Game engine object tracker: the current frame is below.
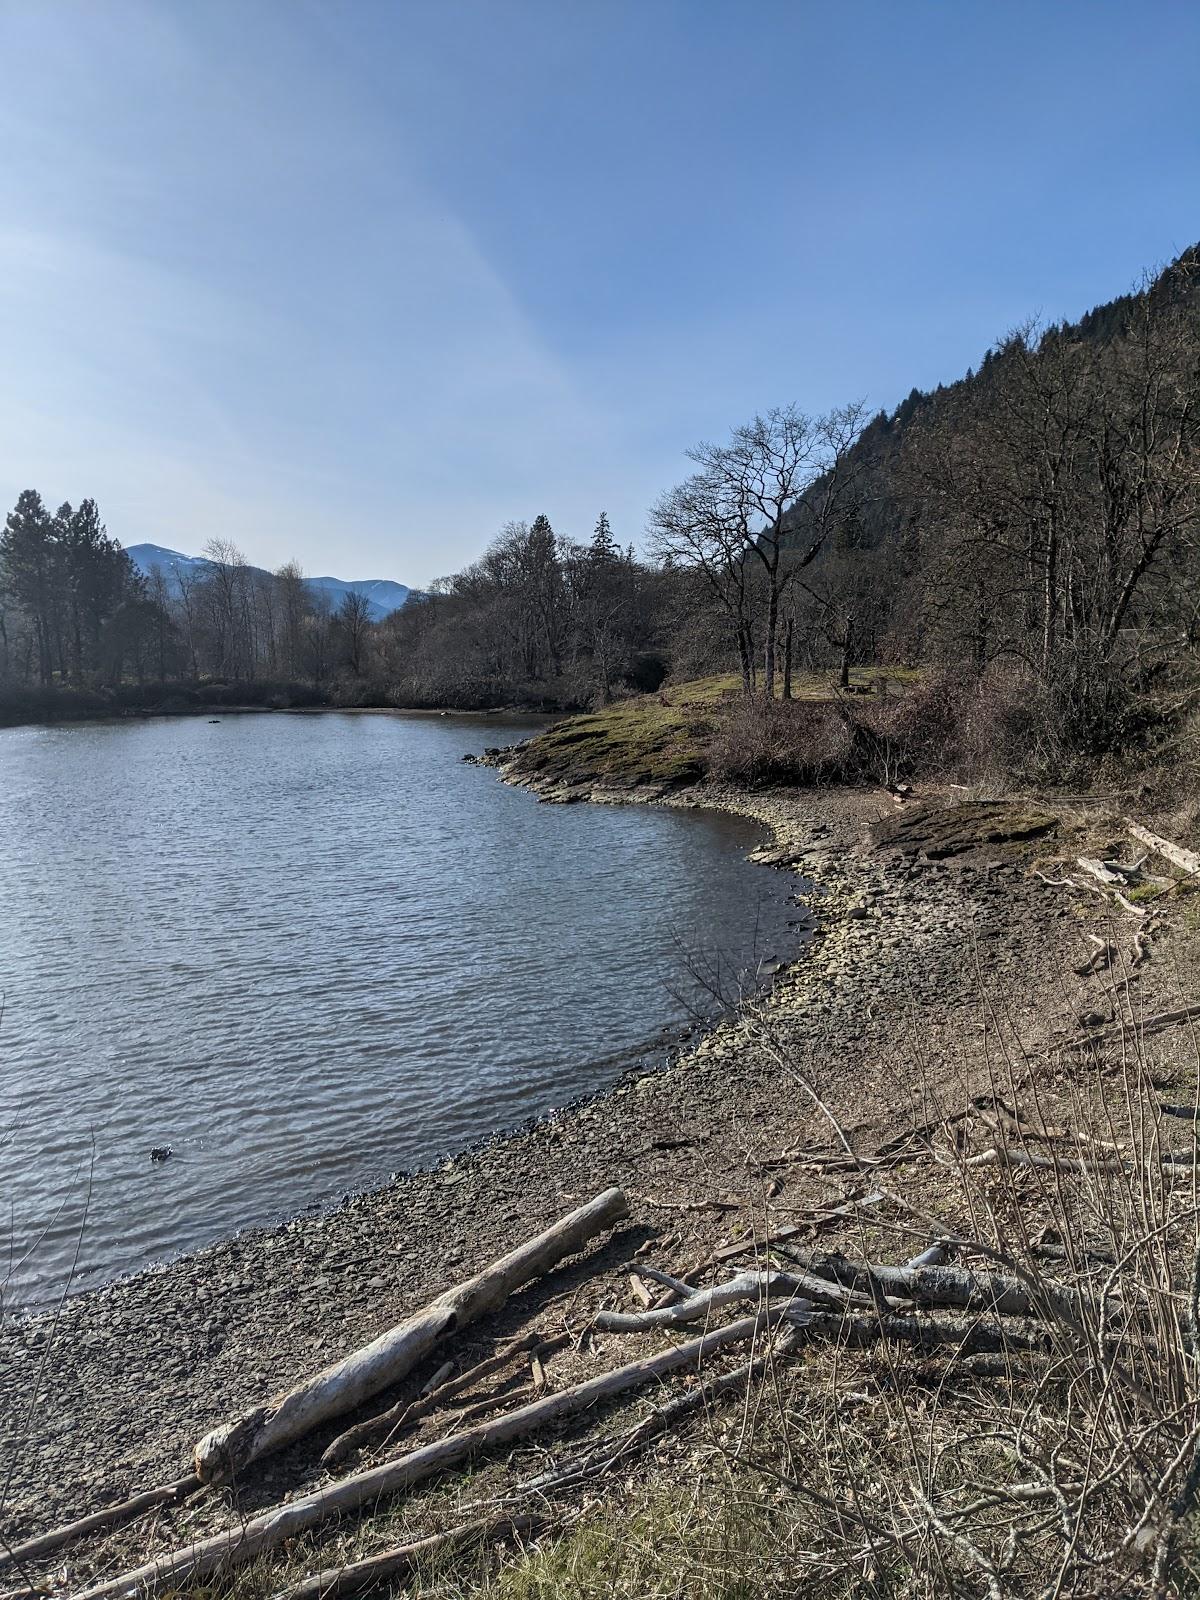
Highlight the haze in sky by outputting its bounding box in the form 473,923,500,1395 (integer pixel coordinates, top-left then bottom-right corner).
1,0,1197,586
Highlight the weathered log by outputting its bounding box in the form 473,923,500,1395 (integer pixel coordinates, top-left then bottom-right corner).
195,1187,628,1483
81,1311,783,1600
1062,1003,1200,1052
276,1513,542,1600
1077,856,1125,887
781,1251,1094,1327
0,1475,199,1573
593,1267,875,1333
320,1331,568,1467
963,1143,1199,1176
1124,820,1200,878
801,1308,1055,1356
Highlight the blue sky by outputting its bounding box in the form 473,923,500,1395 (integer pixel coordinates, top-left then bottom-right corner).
1,1,1197,586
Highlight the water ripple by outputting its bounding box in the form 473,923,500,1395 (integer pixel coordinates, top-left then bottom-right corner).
0,712,792,1303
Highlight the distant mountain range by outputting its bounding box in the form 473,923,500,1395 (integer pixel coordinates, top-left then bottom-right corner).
127,544,413,622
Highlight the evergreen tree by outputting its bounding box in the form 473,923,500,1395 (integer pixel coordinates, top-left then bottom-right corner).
0,490,55,683
590,511,618,562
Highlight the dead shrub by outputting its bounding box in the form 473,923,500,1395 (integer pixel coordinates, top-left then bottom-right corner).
706,666,1108,790
706,698,861,786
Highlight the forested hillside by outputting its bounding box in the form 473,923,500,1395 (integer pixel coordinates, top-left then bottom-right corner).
771,244,1200,740
3,246,1198,773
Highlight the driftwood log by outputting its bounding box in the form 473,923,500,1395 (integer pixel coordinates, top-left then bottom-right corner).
321,1331,569,1467
593,1268,873,1333
801,1308,1057,1356
82,1310,785,1600
277,1513,543,1600
781,1251,1093,1327
0,1475,199,1574
194,1187,628,1483
289,1322,811,1599
1124,820,1200,879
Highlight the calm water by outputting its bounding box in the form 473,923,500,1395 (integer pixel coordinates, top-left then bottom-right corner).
0,712,797,1304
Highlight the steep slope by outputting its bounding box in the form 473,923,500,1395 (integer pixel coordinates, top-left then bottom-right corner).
783,242,1200,561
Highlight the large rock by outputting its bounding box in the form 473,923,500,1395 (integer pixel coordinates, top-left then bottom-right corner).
868,801,1058,860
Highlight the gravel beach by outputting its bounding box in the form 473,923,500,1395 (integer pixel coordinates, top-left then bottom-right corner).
0,775,1170,1590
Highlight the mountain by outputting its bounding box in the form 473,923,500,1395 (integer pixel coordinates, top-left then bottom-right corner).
781,241,1200,560
304,574,413,617
126,544,413,622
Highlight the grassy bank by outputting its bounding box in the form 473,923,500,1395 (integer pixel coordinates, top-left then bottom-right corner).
504,669,921,792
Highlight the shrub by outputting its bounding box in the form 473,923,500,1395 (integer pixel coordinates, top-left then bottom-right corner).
706,698,862,786
706,666,1129,791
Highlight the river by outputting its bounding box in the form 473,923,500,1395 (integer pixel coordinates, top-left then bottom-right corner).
0,710,798,1304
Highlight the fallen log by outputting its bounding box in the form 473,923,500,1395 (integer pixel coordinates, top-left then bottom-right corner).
195,1187,627,1483
780,1251,1094,1327
1077,856,1125,887
321,1331,568,1467
276,1512,543,1600
962,1143,1198,1177
1062,1003,1200,1052
801,1308,1055,1356
1124,820,1200,879
0,1475,199,1573
81,1310,785,1600
593,1268,875,1333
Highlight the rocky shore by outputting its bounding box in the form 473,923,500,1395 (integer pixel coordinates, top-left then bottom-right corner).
0,767,1177,1591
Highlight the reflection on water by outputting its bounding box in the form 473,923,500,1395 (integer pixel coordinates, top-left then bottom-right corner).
0,711,796,1302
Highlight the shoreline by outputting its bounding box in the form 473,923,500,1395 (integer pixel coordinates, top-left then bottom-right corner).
2,781,792,1319
3,768,834,1320
0,698,574,733
0,771,1088,1551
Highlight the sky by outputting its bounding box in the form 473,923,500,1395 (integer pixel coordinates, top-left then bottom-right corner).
0,2,1198,587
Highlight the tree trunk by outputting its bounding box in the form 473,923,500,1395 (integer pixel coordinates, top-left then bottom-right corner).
782,615,794,700
737,623,753,696
194,1188,628,1483
86,1312,779,1600
764,581,778,699
838,615,853,689
1123,820,1200,877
